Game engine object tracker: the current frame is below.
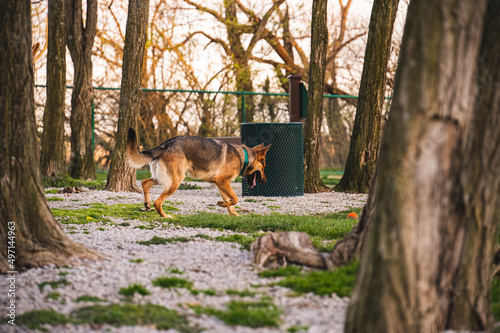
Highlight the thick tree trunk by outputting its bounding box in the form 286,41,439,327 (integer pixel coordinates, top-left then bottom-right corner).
41,0,67,178
303,0,330,193
106,0,149,192
66,0,97,179
335,0,399,193
343,0,499,332
0,0,98,273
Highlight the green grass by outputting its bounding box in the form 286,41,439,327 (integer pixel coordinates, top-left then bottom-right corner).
153,276,193,290
43,176,106,190
73,303,196,332
287,325,309,332
491,277,500,320
215,234,256,250
178,183,203,190
51,203,176,224
138,235,189,245
226,289,257,297
190,288,218,296
47,197,64,202
168,267,184,274
118,284,151,297
44,189,59,194
75,295,107,303
15,309,70,331
274,261,359,297
258,265,303,278
38,279,71,293
129,258,144,263
190,300,281,328
46,292,61,300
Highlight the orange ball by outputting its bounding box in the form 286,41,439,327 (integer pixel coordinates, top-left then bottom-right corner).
348,212,358,219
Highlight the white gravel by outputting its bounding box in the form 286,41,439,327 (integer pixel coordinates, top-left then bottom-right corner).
1,181,366,333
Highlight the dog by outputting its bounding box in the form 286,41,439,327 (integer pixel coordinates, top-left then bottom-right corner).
126,128,271,218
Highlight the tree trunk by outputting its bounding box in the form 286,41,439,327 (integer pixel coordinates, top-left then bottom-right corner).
343,0,499,332
0,0,98,273
41,0,67,178
65,0,97,180
106,0,149,192
303,0,330,193
335,0,399,193
325,92,350,169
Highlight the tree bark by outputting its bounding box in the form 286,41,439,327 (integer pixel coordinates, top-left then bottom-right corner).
65,0,97,180
343,0,499,332
303,0,330,193
106,0,149,192
0,0,98,273
41,0,67,178
335,0,399,193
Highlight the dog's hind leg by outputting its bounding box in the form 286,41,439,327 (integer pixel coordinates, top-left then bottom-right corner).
153,161,184,218
141,178,158,211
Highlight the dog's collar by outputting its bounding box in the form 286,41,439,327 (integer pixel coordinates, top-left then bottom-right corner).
240,148,249,176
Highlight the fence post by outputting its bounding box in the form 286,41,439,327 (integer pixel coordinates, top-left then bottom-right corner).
241,92,246,123
288,74,302,122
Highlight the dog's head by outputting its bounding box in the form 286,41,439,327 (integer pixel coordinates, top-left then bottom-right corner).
244,143,271,188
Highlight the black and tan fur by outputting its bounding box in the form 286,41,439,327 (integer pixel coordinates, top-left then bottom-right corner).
126,128,271,218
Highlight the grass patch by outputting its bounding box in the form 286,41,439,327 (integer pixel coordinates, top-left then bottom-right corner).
258,265,303,278
129,258,144,263
46,292,61,300
138,235,189,245
118,284,151,297
75,295,107,303
215,234,256,251
51,203,171,224
47,197,64,202
72,303,196,332
288,325,309,332
42,175,106,190
178,183,202,190
491,277,500,321
38,279,71,293
190,288,217,296
44,189,59,194
175,210,361,245
226,289,257,297
15,309,70,331
168,267,184,274
275,261,358,297
153,276,193,290
192,234,212,240
190,300,281,328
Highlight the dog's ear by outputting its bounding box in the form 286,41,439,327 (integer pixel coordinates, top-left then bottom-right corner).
254,143,265,149
255,144,271,156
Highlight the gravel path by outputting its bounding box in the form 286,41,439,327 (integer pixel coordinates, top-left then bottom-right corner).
1,182,366,333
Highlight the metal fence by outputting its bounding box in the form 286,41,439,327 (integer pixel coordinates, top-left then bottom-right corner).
34,85,390,169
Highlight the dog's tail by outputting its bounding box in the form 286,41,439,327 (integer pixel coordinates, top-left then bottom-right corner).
126,128,153,169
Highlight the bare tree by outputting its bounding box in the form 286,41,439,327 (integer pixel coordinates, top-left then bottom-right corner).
303,0,330,193
106,0,150,192
341,0,500,331
65,0,98,179
335,0,400,193
41,0,67,177
0,0,97,272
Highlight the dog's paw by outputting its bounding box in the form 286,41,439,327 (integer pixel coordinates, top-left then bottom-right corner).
143,202,151,211
217,200,227,207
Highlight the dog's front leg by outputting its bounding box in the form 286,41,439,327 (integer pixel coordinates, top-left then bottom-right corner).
215,181,239,216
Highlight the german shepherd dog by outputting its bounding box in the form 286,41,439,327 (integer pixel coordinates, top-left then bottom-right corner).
126,128,271,218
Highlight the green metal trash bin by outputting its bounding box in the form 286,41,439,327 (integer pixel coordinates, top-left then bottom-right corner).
241,123,304,196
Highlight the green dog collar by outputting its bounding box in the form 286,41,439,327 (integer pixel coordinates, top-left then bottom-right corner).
240,148,249,176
